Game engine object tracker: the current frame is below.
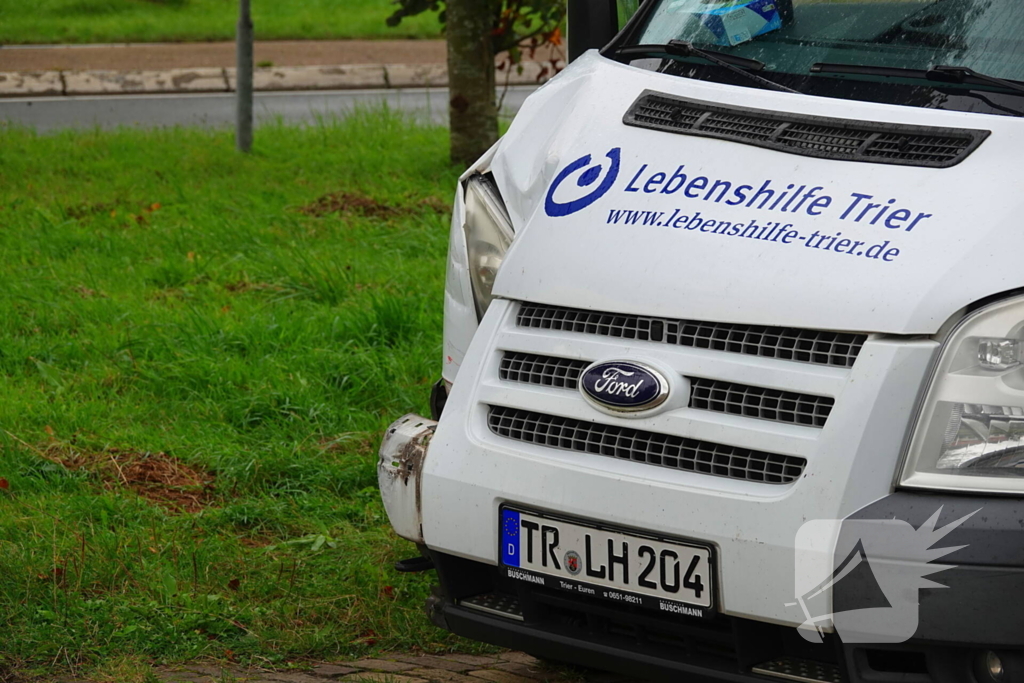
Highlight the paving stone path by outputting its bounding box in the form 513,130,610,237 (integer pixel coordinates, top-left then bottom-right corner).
140,652,635,683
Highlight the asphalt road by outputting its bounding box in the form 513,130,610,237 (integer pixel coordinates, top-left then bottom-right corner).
0,85,537,132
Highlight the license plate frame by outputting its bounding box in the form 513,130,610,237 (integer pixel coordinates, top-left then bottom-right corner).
499,505,716,618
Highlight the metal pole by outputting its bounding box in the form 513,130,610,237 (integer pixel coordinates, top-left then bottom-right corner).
236,0,253,152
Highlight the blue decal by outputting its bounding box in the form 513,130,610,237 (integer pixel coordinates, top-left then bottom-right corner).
501,509,521,567
544,148,621,217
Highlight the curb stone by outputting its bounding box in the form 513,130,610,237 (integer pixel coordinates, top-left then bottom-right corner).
0,61,563,98
0,70,62,96
62,67,229,94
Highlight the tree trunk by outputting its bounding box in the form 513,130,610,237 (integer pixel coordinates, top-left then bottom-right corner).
446,0,498,166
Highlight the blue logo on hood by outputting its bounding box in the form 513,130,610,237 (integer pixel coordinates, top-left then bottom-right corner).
580,360,668,413
544,147,621,217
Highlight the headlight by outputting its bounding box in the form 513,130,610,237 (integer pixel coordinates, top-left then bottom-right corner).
463,174,514,319
901,294,1024,494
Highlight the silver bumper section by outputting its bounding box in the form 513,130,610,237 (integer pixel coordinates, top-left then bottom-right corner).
377,414,437,544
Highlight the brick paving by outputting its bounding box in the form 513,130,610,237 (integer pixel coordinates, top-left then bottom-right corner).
137,652,638,683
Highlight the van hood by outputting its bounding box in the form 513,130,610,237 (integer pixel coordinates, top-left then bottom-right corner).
489,52,1024,335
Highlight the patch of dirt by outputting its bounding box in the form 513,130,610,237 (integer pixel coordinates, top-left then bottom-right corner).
0,662,21,683
297,191,449,219
223,280,285,294
73,285,107,299
41,446,215,513
65,202,116,219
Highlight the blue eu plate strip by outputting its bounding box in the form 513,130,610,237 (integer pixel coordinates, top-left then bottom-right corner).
501,509,520,567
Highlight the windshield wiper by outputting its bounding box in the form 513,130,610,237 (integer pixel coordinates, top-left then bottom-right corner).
811,62,1024,96
611,40,799,94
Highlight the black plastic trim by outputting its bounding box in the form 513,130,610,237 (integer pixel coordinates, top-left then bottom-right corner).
429,378,447,421
445,605,754,683
623,90,990,168
839,491,1024,647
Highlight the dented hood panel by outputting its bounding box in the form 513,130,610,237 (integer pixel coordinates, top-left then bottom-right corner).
489,52,1024,335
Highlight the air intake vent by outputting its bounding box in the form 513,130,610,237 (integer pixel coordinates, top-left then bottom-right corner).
516,303,865,368
624,91,988,168
487,405,805,484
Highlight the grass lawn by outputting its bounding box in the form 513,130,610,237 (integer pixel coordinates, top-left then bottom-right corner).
0,112,473,681
0,0,442,45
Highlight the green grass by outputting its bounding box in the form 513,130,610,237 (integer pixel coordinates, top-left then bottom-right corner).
0,112,474,680
0,0,442,45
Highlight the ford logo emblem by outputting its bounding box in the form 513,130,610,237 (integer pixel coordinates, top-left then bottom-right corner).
580,361,669,414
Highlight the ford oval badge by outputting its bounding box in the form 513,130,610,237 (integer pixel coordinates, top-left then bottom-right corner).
580,361,669,414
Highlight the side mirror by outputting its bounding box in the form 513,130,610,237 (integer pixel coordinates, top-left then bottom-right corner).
567,0,619,63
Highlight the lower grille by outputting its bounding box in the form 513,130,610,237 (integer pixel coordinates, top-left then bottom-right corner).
530,590,738,668
487,405,805,484
753,657,843,683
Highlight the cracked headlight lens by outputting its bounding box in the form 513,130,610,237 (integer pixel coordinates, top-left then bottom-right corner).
902,294,1024,494
463,174,514,320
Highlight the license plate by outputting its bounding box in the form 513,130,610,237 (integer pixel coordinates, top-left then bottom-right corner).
499,507,714,617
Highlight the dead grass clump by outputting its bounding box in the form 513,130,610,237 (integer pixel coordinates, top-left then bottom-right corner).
41,446,215,513
298,191,448,219
223,280,285,294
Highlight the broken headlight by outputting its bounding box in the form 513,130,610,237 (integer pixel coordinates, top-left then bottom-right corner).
463,174,513,320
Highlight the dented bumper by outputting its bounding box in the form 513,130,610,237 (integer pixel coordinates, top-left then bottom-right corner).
377,414,437,544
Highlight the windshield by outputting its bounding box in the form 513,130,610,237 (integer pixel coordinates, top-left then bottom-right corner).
624,0,1024,115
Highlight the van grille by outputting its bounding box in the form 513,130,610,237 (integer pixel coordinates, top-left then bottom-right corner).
499,352,834,427
689,377,833,428
624,91,988,168
516,303,865,368
487,405,806,484
499,352,587,389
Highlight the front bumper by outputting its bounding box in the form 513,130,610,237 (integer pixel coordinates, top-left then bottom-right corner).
378,413,1024,682
423,487,1024,683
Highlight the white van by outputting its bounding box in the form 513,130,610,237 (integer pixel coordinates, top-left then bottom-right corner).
378,1,1024,681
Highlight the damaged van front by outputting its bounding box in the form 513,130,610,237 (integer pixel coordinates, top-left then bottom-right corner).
379,1,1024,681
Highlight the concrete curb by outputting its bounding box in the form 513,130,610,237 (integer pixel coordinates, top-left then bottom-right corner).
0,62,560,98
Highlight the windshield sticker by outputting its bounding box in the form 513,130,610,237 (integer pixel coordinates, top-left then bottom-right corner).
544,147,936,263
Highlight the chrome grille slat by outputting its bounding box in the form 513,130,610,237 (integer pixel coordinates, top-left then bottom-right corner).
499,352,834,427
487,406,805,484
516,303,865,368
